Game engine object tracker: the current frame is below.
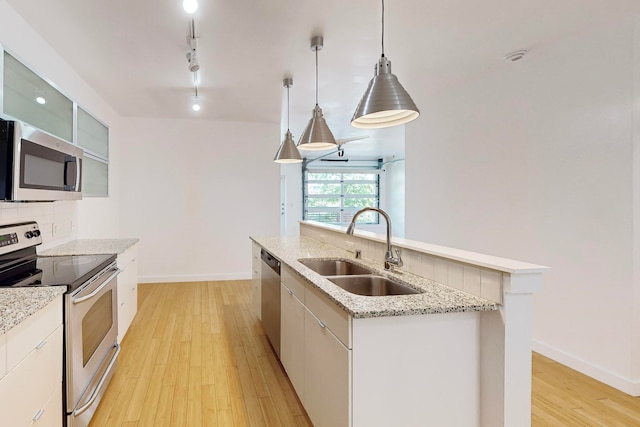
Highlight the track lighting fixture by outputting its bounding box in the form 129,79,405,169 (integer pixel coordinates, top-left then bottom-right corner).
184,17,203,111
187,50,200,72
183,0,198,14
297,35,337,151
192,96,201,111
274,78,302,163
351,0,419,128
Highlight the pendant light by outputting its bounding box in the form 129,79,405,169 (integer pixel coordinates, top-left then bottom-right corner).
274,78,303,163
297,36,337,151
351,0,419,129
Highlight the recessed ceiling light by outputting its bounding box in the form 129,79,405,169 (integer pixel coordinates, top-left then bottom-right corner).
35,96,46,105
504,50,527,62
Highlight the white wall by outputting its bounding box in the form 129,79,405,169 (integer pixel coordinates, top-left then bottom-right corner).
0,0,121,245
382,157,406,238
119,117,280,283
406,16,639,394
281,163,303,236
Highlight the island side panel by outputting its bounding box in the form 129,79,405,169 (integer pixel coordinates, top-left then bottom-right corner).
480,273,540,427
352,311,481,427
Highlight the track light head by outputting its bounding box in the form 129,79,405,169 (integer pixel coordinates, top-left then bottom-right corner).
186,51,200,72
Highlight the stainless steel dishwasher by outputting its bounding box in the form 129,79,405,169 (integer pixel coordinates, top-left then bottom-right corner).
260,248,281,357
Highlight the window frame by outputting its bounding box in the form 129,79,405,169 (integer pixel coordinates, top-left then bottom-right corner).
303,167,381,226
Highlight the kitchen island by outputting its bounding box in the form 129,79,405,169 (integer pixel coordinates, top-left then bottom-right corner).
251,221,549,427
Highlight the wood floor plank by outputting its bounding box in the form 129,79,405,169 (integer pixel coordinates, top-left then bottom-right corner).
91,281,640,427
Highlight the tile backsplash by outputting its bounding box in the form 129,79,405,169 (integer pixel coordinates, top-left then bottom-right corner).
300,222,504,304
0,201,76,250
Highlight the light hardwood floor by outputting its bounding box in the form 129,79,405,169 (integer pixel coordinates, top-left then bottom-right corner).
90,281,640,426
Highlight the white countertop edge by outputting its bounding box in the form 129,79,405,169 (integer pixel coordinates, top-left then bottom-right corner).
300,221,551,275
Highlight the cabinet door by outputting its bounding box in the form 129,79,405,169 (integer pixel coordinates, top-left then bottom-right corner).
0,325,63,427
304,308,351,427
3,52,73,142
280,283,305,402
117,245,138,342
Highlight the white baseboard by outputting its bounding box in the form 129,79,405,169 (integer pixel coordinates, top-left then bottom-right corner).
138,273,251,284
533,339,640,396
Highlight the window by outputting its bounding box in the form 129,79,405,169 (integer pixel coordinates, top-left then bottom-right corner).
304,169,380,225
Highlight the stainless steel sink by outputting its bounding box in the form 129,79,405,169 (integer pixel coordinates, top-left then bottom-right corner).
328,275,423,296
298,259,373,276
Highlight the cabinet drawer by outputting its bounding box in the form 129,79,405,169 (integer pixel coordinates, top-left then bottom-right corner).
282,265,306,303
304,308,350,427
0,325,63,427
6,295,62,371
29,383,62,427
252,242,261,262
117,245,138,270
305,285,351,348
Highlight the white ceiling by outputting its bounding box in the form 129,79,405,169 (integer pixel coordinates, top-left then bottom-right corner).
6,0,640,159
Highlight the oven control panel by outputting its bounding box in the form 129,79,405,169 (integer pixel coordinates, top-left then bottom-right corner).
0,221,42,255
0,232,18,247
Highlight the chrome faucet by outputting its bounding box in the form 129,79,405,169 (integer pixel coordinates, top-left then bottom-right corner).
346,207,403,271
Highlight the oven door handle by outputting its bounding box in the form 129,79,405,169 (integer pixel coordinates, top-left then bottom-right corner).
72,268,120,304
73,343,121,417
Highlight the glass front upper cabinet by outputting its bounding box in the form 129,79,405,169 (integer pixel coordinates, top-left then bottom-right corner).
77,107,109,196
3,52,74,142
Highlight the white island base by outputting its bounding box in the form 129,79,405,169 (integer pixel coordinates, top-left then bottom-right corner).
253,221,548,427
353,311,480,426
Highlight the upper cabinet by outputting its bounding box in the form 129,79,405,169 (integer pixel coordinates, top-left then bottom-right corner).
1,48,110,198
3,52,74,142
77,107,108,158
77,107,109,197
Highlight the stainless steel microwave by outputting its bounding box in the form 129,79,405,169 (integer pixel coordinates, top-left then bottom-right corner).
0,119,83,201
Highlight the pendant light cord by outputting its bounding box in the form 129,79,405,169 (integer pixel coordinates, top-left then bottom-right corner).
287,84,290,130
315,47,319,106
381,0,385,57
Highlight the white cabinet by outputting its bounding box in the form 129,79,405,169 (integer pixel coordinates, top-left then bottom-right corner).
280,281,305,401
251,242,261,319
29,385,62,427
3,52,73,142
117,244,139,342
0,296,63,427
280,264,351,427
77,107,109,197
304,308,351,427
0,333,6,379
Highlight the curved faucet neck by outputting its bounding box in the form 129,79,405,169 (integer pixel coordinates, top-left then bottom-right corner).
348,207,392,253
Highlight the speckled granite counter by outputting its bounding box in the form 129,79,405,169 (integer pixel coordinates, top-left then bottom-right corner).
39,238,139,256
250,235,497,319
0,287,66,335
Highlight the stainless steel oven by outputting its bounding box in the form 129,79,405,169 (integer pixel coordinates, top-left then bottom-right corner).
65,261,120,427
0,221,120,427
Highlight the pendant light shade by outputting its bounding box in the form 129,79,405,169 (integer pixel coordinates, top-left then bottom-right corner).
274,78,302,163
274,130,302,163
297,105,336,151
351,0,419,129
298,36,337,151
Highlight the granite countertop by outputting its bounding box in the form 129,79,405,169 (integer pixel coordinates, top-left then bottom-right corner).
0,287,66,335
39,238,139,256
250,235,498,319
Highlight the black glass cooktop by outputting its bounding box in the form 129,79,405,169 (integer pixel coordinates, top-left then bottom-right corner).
0,250,116,292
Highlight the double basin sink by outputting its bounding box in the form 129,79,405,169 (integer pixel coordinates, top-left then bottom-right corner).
298,259,423,297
